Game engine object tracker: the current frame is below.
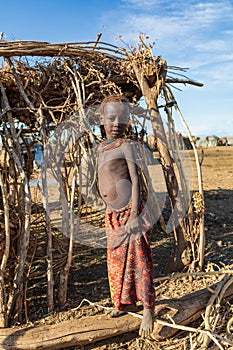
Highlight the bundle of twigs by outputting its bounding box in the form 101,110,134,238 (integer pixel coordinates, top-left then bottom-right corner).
0,56,134,127
0,39,127,59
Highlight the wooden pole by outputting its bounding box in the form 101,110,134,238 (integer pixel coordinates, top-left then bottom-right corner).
131,59,188,271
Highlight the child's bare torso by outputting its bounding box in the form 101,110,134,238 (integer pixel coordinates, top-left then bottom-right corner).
98,144,133,210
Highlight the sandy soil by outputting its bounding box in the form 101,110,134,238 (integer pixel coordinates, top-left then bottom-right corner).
26,145,233,349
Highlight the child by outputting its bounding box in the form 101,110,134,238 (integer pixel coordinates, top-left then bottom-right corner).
97,95,155,338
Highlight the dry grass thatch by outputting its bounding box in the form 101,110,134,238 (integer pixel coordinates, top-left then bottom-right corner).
0,37,202,129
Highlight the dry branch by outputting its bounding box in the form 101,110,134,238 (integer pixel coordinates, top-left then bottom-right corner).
152,275,233,341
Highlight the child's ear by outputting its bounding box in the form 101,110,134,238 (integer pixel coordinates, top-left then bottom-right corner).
99,114,104,125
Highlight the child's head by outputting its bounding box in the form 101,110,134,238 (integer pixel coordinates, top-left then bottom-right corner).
99,95,130,140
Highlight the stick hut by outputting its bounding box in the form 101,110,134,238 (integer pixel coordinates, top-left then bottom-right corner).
0,35,205,327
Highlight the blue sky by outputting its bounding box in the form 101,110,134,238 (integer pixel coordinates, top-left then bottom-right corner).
1,0,233,138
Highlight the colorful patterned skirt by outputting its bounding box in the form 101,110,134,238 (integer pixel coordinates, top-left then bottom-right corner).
105,202,155,310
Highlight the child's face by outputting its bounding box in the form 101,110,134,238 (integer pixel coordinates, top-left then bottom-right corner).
101,102,130,139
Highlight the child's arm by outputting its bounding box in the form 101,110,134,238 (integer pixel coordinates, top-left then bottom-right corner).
123,141,150,244
123,141,140,209
123,142,142,233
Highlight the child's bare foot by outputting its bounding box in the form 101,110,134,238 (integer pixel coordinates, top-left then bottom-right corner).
139,308,154,338
106,302,137,317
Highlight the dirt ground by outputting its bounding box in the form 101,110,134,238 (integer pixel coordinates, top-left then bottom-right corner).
26,145,233,350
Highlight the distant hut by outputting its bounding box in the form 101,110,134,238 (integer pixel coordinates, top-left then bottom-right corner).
197,135,218,147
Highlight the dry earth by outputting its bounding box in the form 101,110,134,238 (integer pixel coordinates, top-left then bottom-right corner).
25,145,233,350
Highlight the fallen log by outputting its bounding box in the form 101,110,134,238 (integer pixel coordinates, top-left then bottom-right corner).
152,277,233,340
0,314,141,350
0,278,232,349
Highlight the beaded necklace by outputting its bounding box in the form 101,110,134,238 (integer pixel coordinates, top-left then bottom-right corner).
100,138,125,151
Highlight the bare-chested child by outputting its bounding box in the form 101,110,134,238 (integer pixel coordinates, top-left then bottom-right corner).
97,95,155,338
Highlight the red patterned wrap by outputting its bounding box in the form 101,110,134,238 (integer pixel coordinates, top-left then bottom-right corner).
105,202,155,311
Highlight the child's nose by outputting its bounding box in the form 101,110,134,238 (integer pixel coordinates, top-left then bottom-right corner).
113,118,120,126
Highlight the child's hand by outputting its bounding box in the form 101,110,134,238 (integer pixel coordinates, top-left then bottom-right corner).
125,213,140,233
125,212,149,245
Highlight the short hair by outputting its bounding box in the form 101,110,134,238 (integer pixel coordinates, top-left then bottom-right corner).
99,94,130,116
